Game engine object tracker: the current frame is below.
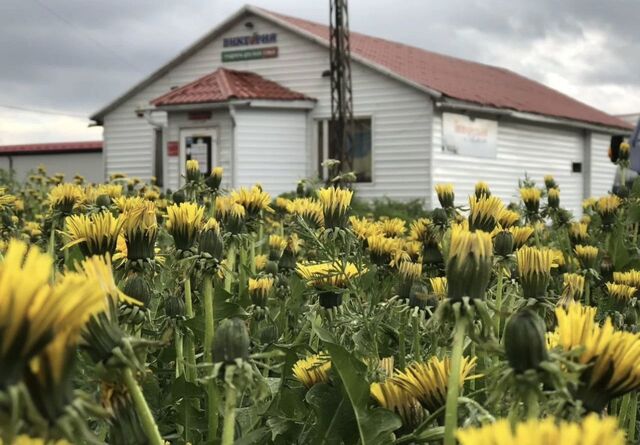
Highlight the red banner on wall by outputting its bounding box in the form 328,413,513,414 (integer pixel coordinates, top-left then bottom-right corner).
167,141,179,157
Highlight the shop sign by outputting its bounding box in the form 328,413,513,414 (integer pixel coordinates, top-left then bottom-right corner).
222,46,278,62
442,112,498,158
167,141,179,157
223,32,277,47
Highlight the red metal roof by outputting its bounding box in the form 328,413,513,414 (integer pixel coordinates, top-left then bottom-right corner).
151,68,313,106
0,141,102,155
262,8,631,130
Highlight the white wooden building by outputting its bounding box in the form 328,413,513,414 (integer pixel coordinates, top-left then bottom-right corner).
90,5,632,214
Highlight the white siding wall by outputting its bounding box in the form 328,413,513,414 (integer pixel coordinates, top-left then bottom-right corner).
165,110,234,192
101,13,433,204
234,109,307,195
432,114,585,216
0,152,103,183
589,133,616,198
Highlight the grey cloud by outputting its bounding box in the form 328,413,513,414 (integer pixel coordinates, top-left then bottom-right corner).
0,0,638,119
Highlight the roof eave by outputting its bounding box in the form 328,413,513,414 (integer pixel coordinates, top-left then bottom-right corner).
154,98,316,112
436,99,633,135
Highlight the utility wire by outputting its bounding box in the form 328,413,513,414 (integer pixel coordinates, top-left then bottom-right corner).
31,0,146,73
0,104,86,118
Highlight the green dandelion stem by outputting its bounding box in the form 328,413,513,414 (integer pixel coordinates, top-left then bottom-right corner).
203,275,219,439
443,314,467,445
224,241,237,293
175,328,184,378
184,276,197,382
494,268,504,334
221,382,239,445
122,368,163,445
412,314,421,361
628,392,638,442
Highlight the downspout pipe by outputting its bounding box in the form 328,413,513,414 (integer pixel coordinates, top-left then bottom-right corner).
228,104,237,188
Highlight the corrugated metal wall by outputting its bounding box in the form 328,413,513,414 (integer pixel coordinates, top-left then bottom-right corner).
589,133,615,198
101,13,433,204
234,109,307,195
431,113,585,216
0,152,103,183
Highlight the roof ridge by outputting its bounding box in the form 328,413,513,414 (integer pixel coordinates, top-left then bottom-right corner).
216,67,235,99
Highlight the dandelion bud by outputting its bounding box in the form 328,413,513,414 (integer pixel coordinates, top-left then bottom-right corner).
606,282,637,303
317,187,353,229
370,381,424,431
96,194,112,208
493,230,514,257
435,183,455,209
468,195,503,232
504,309,548,373
520,187,541,215
186,159,201,182
165,295,185,318
48,183,85,215
268,234,287,261
558,273,585,307
474,181,490,199
205,166,223,191
172,190,186,204
212,318,250,364
509,225,534,249
249,277,274,307
199,218,224,260
544,175,557,190
293,354,331,388
446,226,493,301
122,274,153,307
547,188,560,209
619,142,630,161
517,246,554,299
166,202,205,251
568,222,589,245
575,245,599,270
596,195,622,228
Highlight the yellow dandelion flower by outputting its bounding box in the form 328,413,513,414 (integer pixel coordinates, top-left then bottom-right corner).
293,354,331,388
166,202,205,250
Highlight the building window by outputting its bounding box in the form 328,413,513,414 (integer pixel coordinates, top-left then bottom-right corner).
153,128,163,187
317,118,372,183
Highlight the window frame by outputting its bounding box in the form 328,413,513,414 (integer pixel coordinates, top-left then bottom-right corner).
315,116,375,185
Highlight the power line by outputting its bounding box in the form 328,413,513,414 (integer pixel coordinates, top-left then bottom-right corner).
0,104,86,118
31,0,146,74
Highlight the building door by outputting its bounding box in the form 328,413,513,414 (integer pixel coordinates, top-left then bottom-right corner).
179,128,217,186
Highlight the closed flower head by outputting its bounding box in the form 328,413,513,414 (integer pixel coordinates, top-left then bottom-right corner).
606,282,637,303
559,273,585,306
232,186,272,217
199,217,224,259
248,277,274,307
446,226,493,301
62,211,124,257
166,202,205,251
48,183,85,214
317,187,353,229
205,166,224,190
520,187,541,214
435,183,455,209
186,159,201,182
547,188,560,209
517,246,554,299
474,181,491,198
468,195,504,232
509,225,534,249
574,244,599,270
121,200,158,260
497,209,520,229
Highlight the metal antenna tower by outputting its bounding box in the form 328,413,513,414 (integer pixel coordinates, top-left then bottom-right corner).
329,0,354,176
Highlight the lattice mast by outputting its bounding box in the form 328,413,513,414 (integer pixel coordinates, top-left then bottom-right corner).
329,0,354,174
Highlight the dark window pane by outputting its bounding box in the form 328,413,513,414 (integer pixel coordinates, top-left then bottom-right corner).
327,118,372,182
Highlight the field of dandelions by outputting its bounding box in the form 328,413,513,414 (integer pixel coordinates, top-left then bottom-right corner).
1,149,640,445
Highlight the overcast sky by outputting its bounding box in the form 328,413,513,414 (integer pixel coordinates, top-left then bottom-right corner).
0,0,639,144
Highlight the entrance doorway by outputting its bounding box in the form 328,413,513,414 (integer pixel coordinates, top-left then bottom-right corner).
179,128,217,186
